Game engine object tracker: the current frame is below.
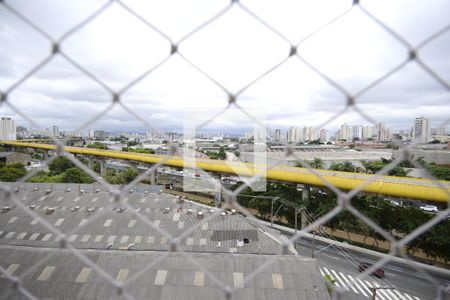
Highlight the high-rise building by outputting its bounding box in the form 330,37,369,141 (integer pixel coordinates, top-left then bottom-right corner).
287,127,298,143
303,126,318,142
319,129,327,142
362,125,373,140
412,117,431,143
0,117,17,140
339,124,352,141
352,125,363,141
375,122,387,142
52,125,59,138
274,129,282,142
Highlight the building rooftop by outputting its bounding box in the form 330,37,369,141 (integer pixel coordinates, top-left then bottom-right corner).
0,183,328,299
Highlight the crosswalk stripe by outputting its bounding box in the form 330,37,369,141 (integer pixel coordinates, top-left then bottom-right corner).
373,282,395,300
365,280,386,300
356,278,372,296
339,272,359,294
319,268,325,276
404,293,414,300
322,267,340,287
347,275,368,297
391,289,405,299
330,270,348,290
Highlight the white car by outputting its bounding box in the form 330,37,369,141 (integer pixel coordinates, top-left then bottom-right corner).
420,205,438,213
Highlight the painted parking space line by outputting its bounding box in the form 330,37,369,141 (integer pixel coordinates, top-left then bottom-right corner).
8,216,18,224
29,233,40,241
16,232,28,240
154,270,167,285
2,264,20,277
54,218,65,227
107,235,117,244
75,267,91,283
37,266,55,281
41,233,53,241
128,220,136,228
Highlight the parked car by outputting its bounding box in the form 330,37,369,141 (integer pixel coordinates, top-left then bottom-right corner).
420,205,438,213
358,262,385,278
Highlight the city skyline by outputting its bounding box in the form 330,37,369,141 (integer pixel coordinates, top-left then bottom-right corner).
1,1,449,134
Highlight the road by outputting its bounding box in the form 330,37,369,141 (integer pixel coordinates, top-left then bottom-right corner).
294,237,450,300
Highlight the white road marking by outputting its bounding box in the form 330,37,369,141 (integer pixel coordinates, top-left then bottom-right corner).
272,273,284,289
107,235,117,243
339,272,359,294
8,217,18,224
233,272,244,288
178,222,184,229
201,222,208,230
331,270,348,290
75,268,91,283
322,267,340,287
5,232,16,239
69,234,78,242
116,269,129,282
41,233,53,241
128,220,136,228
103,219,112,227
54,218,65,227
154,270,167,285
346,274,369,297
29,233,40,241
172,213,180,222
2,264,20,277
16,232,27,240
37,266,55,281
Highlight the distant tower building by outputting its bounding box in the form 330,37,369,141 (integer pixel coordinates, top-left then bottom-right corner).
362,125,373,140
52,125,59,138
413,117,431,143
319,129,327,142
339,124,352,141
274,129,282,142
287,126,301,143
0,117,17,140
352,125,363,141
375,122,387,142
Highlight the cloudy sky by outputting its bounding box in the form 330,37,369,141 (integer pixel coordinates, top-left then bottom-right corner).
0,0,449,134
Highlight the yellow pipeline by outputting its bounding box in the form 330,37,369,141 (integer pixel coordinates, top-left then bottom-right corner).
2,141,449,203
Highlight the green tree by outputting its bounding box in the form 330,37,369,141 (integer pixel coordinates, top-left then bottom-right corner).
87,142,108,150
329,161,355,172
49,156,75,175
60,167,94,183
0,163,27,181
